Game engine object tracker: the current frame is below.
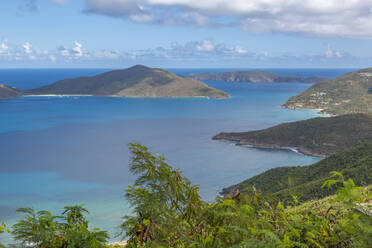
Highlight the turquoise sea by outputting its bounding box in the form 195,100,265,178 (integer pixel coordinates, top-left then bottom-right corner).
0,68,355,244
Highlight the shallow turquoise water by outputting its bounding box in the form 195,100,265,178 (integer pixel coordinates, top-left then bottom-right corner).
0,69,352,244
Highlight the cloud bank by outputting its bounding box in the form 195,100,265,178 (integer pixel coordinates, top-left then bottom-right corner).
0,38,365,68
84,0,372,38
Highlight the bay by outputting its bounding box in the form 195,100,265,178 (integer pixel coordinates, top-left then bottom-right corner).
0,68,353,243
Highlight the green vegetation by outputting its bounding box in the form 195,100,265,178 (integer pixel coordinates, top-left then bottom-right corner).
0,222,9,248
213,113,372,157
3,144,371,247
121,143,203,246
12,205,108,248
120,143,372,247
26,65,229,99
222,142,372,202
283,68,372,115
188,70,327,83
0,84,23,100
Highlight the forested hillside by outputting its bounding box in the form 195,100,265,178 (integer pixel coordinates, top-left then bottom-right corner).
214,113,372,157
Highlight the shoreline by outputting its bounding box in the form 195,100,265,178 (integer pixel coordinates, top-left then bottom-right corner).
281,104,335,117
24,94,94,97
214,137,326,158
22,94,230,99
237,143,326,158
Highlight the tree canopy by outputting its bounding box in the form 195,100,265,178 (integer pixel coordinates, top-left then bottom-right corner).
12,205,108,248
121,143,372,247
3,143,371,247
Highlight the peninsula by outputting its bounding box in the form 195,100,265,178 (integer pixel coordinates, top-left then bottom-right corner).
26,65,229,99
221,142,372,202
188,70,327,83
0,84,23,100
283,68,372,115
213,113,372,157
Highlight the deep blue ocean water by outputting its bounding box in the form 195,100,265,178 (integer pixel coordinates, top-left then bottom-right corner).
0,68,355,244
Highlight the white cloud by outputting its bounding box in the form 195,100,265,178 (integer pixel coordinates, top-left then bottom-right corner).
180,12,210,26
0,38,368,67
325,44,343,58
72,41,83,57
1,43,8,51
23,42,33,54
129,13,154,23
57,42,86,58
195,40,214,52
84,0,372,38
94,50,121,59
124,39,257,60
233,46,248,55
49,55,57,62
58,46,70,56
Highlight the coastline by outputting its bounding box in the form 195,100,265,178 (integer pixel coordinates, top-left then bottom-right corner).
23,94,230,99
213,137,326,158
238,143,326,158
281,104,334,117
24,94,94,97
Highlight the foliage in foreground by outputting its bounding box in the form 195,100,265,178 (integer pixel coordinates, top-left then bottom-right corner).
0,222,9,248
4,143,372,247
12,205,108,248
122,143,372,248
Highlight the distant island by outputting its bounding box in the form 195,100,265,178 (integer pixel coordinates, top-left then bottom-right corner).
221,142,372,202
0,84,23,100
188,70,327,83
25,65,229,99
213,113,372,157
283,68,372,115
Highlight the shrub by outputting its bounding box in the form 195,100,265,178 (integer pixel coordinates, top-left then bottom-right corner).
12,205,108,248
122,143,372,247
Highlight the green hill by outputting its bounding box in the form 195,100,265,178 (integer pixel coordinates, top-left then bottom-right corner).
26,65,229,99
188,70,327,83
0,84,23,100
221,142,372,202
213,113,372,157
283,68,372,115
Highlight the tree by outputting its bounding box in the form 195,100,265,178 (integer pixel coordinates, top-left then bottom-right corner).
12,208,61,248
122,143,372,247
121,143,203,247
12,205,108,248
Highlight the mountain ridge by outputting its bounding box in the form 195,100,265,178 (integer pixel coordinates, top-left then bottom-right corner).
188,70,327,83
0,84,23,100
25,65,230,99
283,67,372,115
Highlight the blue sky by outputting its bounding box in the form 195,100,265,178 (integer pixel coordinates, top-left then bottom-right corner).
1,0,372,68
